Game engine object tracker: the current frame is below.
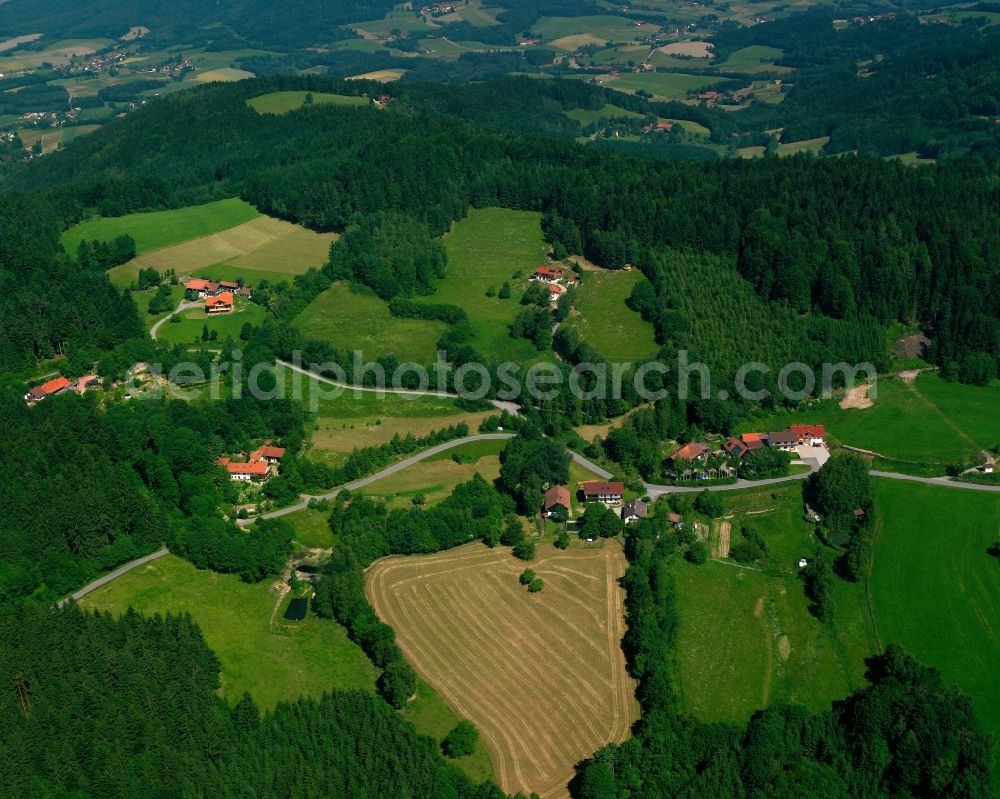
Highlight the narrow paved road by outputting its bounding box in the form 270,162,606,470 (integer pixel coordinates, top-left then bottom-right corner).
870,470,1000,492
240,433,517,525
278,359,521,414
57,548,169,607
149,299,199,341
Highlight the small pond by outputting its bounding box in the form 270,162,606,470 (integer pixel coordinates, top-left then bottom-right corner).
284,597,308,621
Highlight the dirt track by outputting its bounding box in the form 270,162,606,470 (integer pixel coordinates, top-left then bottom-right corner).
365,543,638,799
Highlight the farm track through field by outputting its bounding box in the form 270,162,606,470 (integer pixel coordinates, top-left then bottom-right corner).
365,543,637,798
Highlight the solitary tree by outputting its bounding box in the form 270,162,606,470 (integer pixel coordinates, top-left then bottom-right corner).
442,720,479,758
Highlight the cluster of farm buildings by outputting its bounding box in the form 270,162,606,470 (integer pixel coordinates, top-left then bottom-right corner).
216,444,286,482
23,374,99,404
542,481,683,527
668,424,827,476
530,265,579,304
185,279,252,314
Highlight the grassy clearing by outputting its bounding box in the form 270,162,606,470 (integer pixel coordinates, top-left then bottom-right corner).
401,679,495,782
294,281,448,364
80,554,378,709
676,483,875,723
871,479,1000,795
360,439,506,507
716,45,784,71
17,124,101,154
664,117,711,136
273,366,486,462
534,14,659,43
194,67,255,82
346,68,407,81
283,507,338,549
366,543,638,798
737,373,1000,467
563,269,658,361
422,207,550,363
674,554,872,723
63,198,260,256
607,71,734,100
107,214,336,289
139,284,186,333
564,103,642,125
155,300,266,346
248,90,370,114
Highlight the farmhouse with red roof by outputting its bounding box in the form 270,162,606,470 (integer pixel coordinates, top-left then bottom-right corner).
205,292,235,314
578,480,624,505
24,376,73,403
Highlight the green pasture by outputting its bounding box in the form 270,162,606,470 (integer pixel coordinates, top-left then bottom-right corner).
248,90,370,114
871,479,1000,795
563,269,658,361
79,554,378,709
607,71,734,100
155,300,266,346
62,198,260,255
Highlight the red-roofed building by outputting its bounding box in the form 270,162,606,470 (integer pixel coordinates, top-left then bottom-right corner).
25,375,73,403
543,485,571,516
185,278,220,298
741,432,764,451
218,281,239,290
789,424,827,445
668,442,709,464
250,445,286,464
579,481,624,505
225,460,270,482
206,292,234,314
531,266,564,283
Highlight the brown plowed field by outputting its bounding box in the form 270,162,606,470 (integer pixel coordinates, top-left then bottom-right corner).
365,542,638,798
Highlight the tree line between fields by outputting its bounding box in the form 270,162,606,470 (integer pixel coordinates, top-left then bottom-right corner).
1,436,993,798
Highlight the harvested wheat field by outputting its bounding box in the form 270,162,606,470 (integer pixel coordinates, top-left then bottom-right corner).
366,542,638,799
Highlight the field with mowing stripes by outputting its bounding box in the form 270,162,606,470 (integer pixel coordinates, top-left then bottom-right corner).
62,198,261,256
106,213,337,288
366,542,638,799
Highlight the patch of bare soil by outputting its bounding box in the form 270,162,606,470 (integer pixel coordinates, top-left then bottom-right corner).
840,383,874,409
893,333,930,359
716,521,732,558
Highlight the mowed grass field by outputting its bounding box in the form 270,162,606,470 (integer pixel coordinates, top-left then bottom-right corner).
80,554,378,709
564,269,658,361
716,45,785,71
738,372,1000,468
871,479,1000,795
155,299,265,346
366,542,639,798
62,198,260,256
248,90,370,114
534,14,660,45
108,213,337,289
675,483,876,723
607,72,735,100
360,438,506,508
423,207,551,363
274,366,492,463
295,281,448,364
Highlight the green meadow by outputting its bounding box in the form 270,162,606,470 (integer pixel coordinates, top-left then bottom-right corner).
420,207,551,363
675,483,876,724
871,479,1000,795
716,45,785,71
283,507,338,549
294,281,448,364
737,373,1000,469
79,554,378,709
533,14,659,42
607,72,734,100
564,103,641,125
563,269,658,361
155,300,266,346
62,198,261,255
248,90,370,114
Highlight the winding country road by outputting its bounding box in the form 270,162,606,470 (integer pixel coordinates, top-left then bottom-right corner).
149,299,199,341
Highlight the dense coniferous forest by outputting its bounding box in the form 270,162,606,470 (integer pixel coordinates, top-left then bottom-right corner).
9,75,995,382
0,388,306,600
0,602,509,799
